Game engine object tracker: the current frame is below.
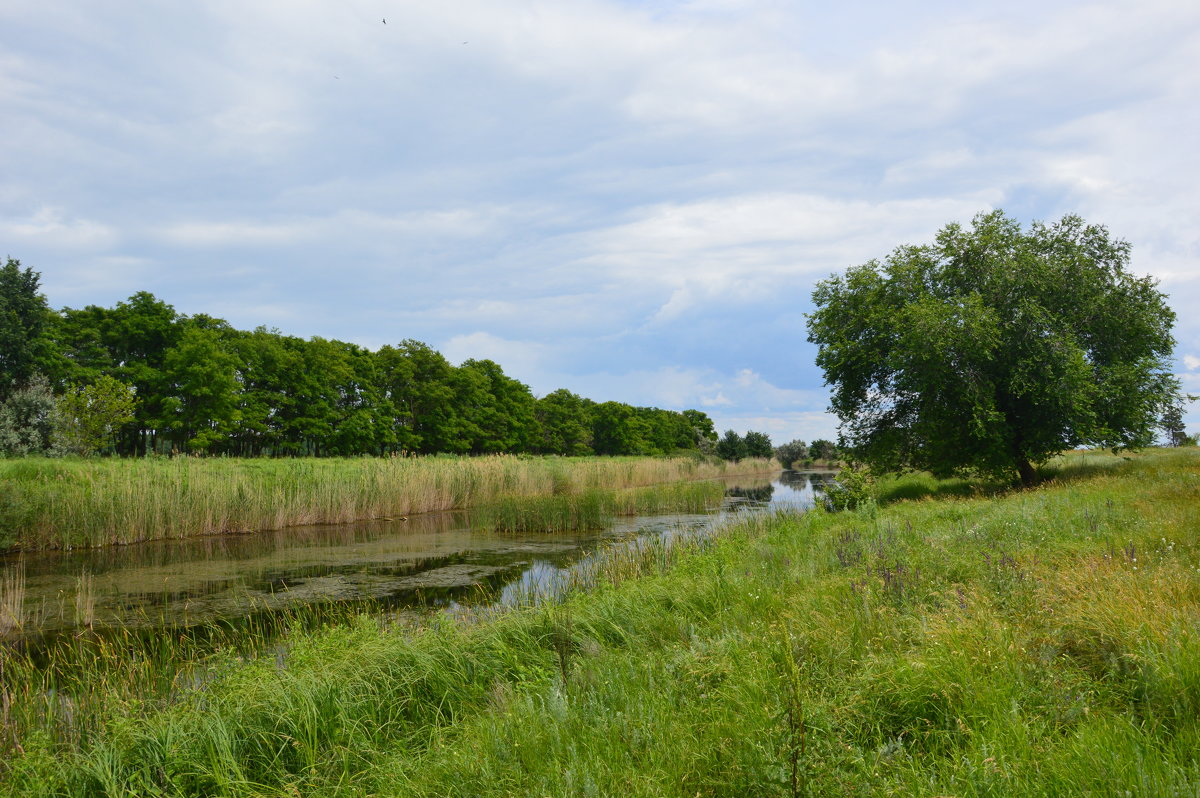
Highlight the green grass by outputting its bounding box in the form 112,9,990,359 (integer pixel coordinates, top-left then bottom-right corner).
470,480,726,534
3,448,1198,796
0,455,777,551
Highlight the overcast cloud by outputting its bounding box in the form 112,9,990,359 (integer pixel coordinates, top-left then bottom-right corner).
3,0,1199,441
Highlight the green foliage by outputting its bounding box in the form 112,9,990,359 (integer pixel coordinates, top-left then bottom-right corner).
682,409,717,443
0,258,51,402
162,326,241,452
0,374,55,456
1161,398,1194,446
28,282,710,459
821,462,876,512
807,211,1179,485
743,430,773,459
773,439,808,468
535,389,593,455
51,375,137,456
458,359,539,454
808,438,837,462
716,429,747,461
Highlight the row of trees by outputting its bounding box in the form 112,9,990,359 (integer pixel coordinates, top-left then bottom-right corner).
0,259,719,458
772,438,839,468
711,429,773,462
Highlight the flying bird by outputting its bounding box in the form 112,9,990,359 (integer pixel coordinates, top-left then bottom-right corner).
382,18,387,24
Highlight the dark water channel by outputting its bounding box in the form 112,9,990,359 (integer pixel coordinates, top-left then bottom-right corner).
2,471,833,639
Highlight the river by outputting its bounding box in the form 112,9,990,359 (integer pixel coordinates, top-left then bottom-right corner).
1,470,833,639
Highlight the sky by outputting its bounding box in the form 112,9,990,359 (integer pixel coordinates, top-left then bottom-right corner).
3,0,1199,444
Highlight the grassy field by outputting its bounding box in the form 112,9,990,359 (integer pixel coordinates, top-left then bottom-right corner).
0,455,775,551
2,448,1198,796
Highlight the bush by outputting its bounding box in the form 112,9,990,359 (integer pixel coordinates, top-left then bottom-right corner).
0,374,55,456
823,462,875,512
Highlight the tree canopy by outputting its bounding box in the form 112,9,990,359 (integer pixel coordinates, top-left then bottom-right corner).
2,262,718,459
773,439,808,468
806,211,1178,485
0,258,51,402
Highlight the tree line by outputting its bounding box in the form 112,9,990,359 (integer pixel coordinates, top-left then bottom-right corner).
0,259,726,458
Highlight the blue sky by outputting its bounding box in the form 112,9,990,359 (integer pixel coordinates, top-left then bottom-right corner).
3,0,1199,443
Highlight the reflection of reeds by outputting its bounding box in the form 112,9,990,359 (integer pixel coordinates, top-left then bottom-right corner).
0,565,24,640
74,572,95,632
0,456,778,551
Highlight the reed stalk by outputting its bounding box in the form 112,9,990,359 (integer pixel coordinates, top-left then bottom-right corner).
73,572,95,632
0,566,24,641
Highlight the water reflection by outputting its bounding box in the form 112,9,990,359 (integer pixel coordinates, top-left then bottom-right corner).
772,469,837,510
723,483,775,503
2,472,830,638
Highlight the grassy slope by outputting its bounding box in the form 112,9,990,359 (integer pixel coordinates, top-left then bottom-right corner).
4,449,1199,796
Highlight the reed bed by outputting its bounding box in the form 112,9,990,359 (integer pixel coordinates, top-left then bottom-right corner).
0,455,776,551
4,449,1196,796
469,481,725,534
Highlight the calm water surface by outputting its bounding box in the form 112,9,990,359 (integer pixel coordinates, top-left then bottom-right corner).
2,471,834,637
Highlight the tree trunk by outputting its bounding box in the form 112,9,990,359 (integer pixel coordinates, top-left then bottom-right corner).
1016,457,1036,487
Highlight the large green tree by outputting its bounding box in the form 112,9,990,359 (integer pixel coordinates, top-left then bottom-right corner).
743,430,773,459
52,375,137,456
162,325,241,452
715,430,747,462
0,258,51,402
807,211,1178,485
535,389,594,455
774,439,808,468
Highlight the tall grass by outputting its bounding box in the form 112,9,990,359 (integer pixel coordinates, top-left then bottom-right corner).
4,448,1196,796
0,455,776,551
470,481,725,534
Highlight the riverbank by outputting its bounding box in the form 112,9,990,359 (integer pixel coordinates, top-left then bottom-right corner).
2,448,1197,795
0,455,776,551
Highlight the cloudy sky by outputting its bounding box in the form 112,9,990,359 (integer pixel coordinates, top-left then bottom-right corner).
3,0,1198,442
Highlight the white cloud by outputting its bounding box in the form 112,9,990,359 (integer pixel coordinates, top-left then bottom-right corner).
0,207,118,250
157,206,513,248
441,331,550,379
1184,355,1200,371
577,192,1000,320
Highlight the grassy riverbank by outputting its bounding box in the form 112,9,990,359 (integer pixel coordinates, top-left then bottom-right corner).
0,455,774,551
3,448,1198,796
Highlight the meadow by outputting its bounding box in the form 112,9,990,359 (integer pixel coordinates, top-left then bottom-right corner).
2,448,1198,796
0,454,774,551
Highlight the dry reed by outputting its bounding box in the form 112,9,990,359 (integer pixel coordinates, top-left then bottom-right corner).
0,565,24,640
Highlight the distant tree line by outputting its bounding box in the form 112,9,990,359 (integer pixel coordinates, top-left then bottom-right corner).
0,259,720,458
772,438,839,468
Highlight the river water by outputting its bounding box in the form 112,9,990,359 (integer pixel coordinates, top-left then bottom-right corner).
2,470,833,638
